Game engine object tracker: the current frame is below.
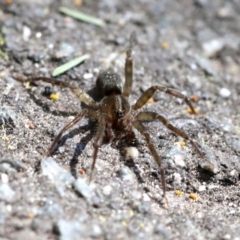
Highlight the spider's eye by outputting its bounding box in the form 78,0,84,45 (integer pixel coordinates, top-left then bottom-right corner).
115,110,123,118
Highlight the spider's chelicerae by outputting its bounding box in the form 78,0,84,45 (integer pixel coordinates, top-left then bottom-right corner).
15,33,212,205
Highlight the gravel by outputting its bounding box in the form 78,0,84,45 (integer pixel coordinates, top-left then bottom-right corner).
0,0,240,239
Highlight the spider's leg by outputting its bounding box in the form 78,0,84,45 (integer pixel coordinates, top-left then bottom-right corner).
123,32,136,97
133,120,168,207
89,115,106,183
132,85,196,113
43,109,92,157
136,111,213,166
14,76,96,108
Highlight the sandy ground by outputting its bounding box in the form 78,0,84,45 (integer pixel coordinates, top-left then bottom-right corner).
0,0,240,239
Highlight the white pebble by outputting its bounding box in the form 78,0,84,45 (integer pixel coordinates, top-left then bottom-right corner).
202,39,224,57
73,178,95,200
36,32,42,38
1,173,9,184
229,170,236,177
0,183,15,202
173,154,186,168
198,185,206,192
173,172,182,184
22,25,31,41
219,88,231,98
83,73,93,79
208,184,219,190
102,185,112,196
143,193,151,201
125,147,139,161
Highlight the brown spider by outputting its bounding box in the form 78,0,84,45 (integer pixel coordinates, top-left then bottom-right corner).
14,33,212,205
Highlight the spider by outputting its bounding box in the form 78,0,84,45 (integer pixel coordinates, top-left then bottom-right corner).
14,32,212,205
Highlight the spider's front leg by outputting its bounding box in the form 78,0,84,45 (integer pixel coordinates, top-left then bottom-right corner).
37,109,97,169
133,120,169,207
14,76,96,108
133,85,196,114
123,32,136,97
89,115,106,183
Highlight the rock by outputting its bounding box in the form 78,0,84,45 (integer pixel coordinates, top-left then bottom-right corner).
202,39,225,57
219,88,231,98
0,183,15,202
199,145,219,174
55,219,85,240
41,157,74,185
125,147,139,161
225,136,240,153
195,55,217,76
117,166,136,183
0,105,16,126
73,178,96,201
165,145,186,168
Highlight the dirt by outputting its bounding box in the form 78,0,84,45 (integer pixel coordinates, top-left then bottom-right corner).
0,0,240,239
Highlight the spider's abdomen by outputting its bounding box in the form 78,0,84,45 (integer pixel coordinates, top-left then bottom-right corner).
96,69,123,98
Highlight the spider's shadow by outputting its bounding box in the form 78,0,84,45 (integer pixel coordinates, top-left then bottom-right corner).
25,89,80,117
50,120,96,178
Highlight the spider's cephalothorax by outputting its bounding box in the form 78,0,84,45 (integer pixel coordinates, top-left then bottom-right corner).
14,32,213,206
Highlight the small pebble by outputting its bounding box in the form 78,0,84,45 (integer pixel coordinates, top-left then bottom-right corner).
83,73,93,79
195,55,216,76
56,219,84,240
226,136,240,152
22,25,31,41
229,170,236,177
125,147,139,161
199,145,219,174
117,166,135,183
198,185,206,192
202,39,224,57
0,183,15,202
143,193,151,201
219,88,231,98
90,224,102,238
0,105,16,125
36,32,42,38
173,172,182,185
1,173,9,183
102,185,112,196
73,178,95,200
217,6,234,19
41,157,74,186
165,145,186,168
208,184,219,190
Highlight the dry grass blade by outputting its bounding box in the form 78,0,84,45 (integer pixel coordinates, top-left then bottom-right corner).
59,7,105,27
52,54,90,77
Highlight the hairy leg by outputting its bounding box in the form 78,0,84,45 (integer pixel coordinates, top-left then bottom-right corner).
43,109,95,157
136,111,213,166
133,85,196,113
89,115,106,183
123,32,136,97
133,120,169,207
14,76,97,108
